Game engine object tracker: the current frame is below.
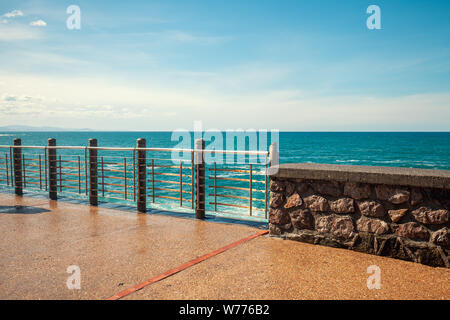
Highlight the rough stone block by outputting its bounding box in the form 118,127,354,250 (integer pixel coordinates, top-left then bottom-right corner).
394,222,429,241
356,216,389,235
304,195,329,212
269,192,284,208
411,207,449,225
430,227,449,247
331,216,355,240
315,215,334,234
269,208,290,225
357,200,386,217
284,193,302,209
290,209,314,230
388,209,408,223
375,185,410,204
269,179,284,193
330,198,355,214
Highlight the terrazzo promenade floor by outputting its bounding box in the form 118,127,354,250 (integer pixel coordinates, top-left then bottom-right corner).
0,192,449,300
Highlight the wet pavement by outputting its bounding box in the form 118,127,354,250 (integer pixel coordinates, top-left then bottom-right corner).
0,192,449,300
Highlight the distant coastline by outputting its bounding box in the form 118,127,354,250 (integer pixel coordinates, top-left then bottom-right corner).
0,125,92,132
0,126,448,133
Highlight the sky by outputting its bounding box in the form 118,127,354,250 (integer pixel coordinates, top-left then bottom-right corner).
0,0,449,131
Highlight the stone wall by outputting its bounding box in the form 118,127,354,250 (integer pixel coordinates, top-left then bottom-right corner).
269,164,450,268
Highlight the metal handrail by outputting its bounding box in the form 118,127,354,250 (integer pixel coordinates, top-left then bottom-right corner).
0,145,269,156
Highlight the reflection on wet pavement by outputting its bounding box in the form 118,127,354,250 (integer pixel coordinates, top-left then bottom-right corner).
0,205,50,214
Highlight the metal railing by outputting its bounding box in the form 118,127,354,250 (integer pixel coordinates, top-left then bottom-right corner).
208,161,268,219
147,153,194,210
0,138,274,222
0,151,13,187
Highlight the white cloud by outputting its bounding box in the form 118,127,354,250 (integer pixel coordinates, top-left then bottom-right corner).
0,19,8,24
165,30,232,44
29,19,46,27
0,73,449,131
3,10,23,18
122,30,232,45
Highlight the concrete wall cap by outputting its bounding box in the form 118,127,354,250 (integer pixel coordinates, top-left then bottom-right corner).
272,163,450,189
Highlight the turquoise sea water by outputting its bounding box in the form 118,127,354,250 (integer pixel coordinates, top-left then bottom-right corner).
0,132,449,221
1,131,449,170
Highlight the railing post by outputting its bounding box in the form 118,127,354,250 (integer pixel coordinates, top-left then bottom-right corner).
89,139,98,206
13,138,23,195
194,138,205,219
136,138,146,213
268,142,279,175
48,138,57,200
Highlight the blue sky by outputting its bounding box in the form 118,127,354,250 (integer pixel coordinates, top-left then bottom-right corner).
0,0,449,131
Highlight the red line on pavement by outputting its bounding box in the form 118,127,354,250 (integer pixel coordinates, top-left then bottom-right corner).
107,229,268,300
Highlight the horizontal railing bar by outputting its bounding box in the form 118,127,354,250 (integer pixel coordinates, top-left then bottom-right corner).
252,207,266,212
51,154,85,158
209,202,251,209
22,185,44,191
59,178,82,183
90,147,135,151
152,172,192,178
56,166,79,170
150,164,193,169
99,195,135,201
58,159,84,164
23,164,44,168
23,174,41,180
208,193,265,202
100,175,134,181
101,168,127,173
147,187,192,194
93,155,134,159
57,185,83,190
208,209,266,219
208,176,265,183
146,157,193,163
208,168,250,173
142,147,268,155
0,146,45,149
100,189,129,195
24,181,42,186
99,182,132,188
23,169,40,174
59,172,86,177
148,179,192,186
208,185,264,193
100,161,132,166
148,194,192,202
23,158,44,162
210,202,264,212
58,190,87,196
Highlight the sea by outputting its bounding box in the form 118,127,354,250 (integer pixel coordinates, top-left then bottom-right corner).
1,131,449,170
